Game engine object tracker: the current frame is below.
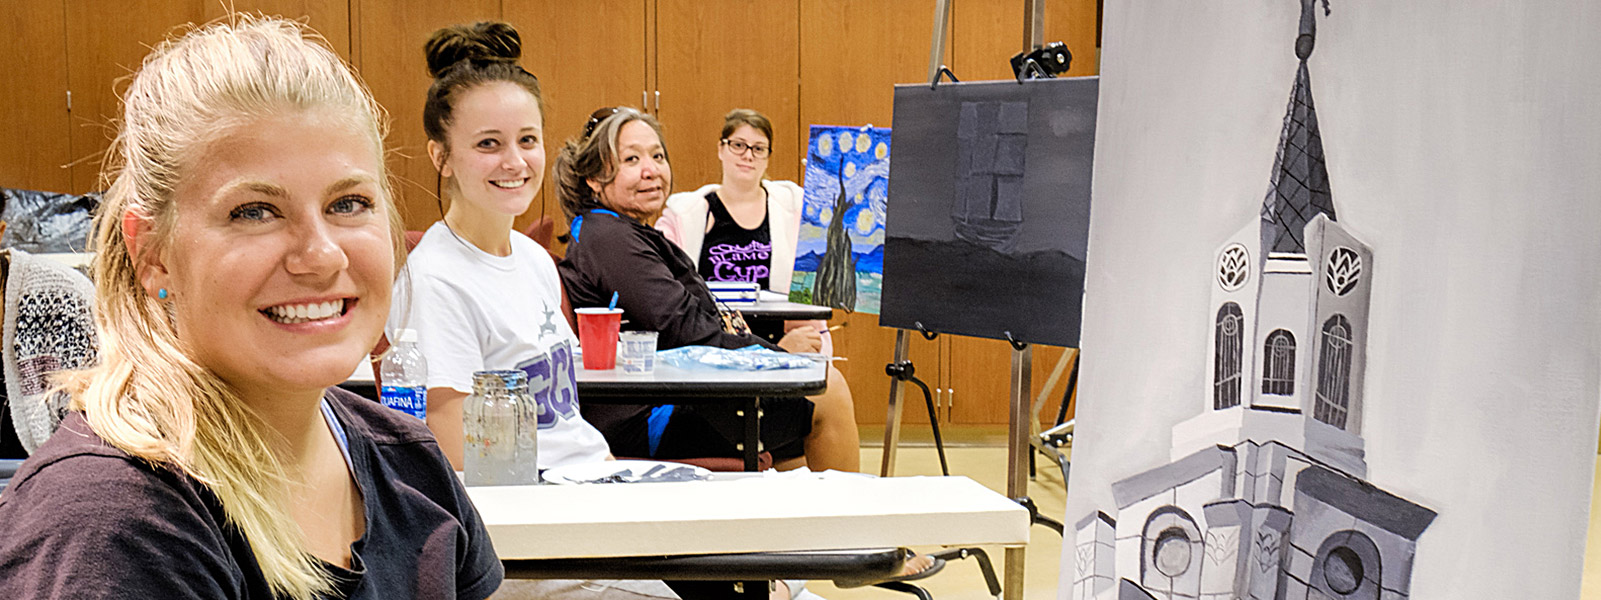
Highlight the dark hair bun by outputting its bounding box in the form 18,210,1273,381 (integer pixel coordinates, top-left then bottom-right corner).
424,21,522,79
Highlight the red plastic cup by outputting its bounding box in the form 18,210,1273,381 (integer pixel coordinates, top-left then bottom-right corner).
575,308,624,370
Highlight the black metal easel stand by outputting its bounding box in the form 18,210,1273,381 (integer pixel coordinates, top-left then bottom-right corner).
879,326,951,477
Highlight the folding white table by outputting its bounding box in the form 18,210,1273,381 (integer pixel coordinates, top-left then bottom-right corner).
468,475,1029,597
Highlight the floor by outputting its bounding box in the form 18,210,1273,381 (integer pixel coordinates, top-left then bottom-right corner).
1585,461,1601,599
809,425,1068,600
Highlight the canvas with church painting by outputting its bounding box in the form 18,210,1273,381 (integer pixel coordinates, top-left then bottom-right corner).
1063,1,1601,599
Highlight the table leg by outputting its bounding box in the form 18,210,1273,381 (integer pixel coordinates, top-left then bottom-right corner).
1004,547,1026,600
744,398,761,472
1004,345,1033,600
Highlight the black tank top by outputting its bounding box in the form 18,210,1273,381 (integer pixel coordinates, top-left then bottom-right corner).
698,190,773,289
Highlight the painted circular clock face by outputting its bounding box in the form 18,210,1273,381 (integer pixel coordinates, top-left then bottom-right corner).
1218,244,1249,291
1325,247,1362,296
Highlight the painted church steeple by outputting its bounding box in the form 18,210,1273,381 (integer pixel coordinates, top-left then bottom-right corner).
1261,0,1336,255
1191,0,1374,476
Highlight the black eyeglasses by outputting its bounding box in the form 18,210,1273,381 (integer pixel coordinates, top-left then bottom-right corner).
721,138,771,159
584,107,621,140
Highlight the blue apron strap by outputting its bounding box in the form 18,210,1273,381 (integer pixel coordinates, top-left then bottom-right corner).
570,209,622,243
646,405,675,457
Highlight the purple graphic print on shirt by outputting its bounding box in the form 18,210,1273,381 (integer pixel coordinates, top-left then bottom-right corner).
705,240,771,283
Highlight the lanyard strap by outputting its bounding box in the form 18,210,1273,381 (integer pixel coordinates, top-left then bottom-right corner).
320,398,354,472
569,208,621,243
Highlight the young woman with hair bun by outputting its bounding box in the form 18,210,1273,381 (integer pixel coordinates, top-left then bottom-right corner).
389,21,612,473
393,21,715,600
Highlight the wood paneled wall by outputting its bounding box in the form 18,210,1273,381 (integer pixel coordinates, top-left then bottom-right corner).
0,0,1096,424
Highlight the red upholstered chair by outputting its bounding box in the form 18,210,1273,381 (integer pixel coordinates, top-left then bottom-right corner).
522,215,555,250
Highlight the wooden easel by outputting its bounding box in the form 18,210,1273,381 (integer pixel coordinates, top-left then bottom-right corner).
876,3,1058,600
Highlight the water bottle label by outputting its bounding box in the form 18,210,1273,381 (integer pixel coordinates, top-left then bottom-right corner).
380,385,428,420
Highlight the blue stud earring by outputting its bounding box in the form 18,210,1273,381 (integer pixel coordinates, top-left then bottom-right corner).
157,288,169,300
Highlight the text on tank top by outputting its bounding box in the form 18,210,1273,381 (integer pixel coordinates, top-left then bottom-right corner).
697,191,773,288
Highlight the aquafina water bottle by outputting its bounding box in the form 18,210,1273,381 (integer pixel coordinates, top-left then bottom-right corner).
379,329,428,420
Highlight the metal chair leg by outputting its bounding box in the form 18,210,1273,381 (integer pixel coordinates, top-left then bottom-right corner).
929,547,1002,598
872,581,933,600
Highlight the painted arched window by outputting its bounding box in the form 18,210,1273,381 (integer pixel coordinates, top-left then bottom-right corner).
1314,315,1353,428
1214,303,1244,409
1262,329,1296,395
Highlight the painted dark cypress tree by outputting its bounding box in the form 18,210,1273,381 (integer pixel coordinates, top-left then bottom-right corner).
812,160,857,310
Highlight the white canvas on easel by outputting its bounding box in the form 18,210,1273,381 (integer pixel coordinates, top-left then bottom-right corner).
1063,1,1601,598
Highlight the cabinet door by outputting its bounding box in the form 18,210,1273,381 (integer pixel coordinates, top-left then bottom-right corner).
205,1,352,60
509,0,648,235
953,0,1099,80
799,0,948,425
655,0,801,189
1,2,72,193
353,0,501,233
829,312,943,425
945,336,1013,424
64,0,207,194
945,338,1077,425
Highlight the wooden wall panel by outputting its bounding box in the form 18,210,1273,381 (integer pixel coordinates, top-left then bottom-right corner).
799,0,948,424
354,0,501,233
205,1,353,61
63,0,206,193
953,0,1099,81
1049,0,1100,77
942,341,1076,426
827,313,943,425
7,0,1098,426
0,2,72,193
508,0,648,235
655,0,801,193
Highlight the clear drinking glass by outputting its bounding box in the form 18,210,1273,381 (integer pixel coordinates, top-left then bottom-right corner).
618,331,659,374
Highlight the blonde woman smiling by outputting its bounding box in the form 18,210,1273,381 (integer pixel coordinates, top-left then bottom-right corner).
0,17,500,600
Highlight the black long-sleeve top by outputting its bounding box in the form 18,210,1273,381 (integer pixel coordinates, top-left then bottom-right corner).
558,210,777,352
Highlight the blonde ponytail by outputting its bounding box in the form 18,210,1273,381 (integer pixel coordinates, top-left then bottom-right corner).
59,16,403,600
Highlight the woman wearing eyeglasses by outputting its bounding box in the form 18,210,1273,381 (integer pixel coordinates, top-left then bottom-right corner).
656,110,834,357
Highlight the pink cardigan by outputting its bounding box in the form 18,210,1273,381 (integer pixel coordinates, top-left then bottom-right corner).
656,181,833,355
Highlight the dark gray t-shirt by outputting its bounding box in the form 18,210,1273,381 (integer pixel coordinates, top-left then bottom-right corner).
0,387,503,599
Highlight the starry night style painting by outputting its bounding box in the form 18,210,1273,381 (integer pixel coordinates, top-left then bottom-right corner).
791,125,891,314
879,77,1098,347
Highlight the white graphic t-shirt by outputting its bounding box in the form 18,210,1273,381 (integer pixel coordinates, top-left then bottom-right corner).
389,223,610,468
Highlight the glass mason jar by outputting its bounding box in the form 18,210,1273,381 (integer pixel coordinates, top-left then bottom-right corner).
463,370,539,486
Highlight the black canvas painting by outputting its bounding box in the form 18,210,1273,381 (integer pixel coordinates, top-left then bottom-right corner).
880,77,1098,347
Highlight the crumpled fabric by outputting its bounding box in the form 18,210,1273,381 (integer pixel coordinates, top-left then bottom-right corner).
1,188,99,254
656,345,817,371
